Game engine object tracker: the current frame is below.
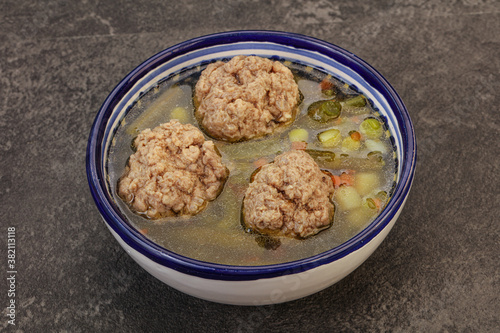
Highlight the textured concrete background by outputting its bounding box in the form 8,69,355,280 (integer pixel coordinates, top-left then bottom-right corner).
1,0,499,332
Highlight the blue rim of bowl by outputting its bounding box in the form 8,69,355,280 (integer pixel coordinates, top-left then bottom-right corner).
86,30,416,281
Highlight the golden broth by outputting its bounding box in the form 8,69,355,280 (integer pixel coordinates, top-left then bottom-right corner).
107,60,397,265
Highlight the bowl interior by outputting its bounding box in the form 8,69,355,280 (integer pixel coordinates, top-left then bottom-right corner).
87,31,415,280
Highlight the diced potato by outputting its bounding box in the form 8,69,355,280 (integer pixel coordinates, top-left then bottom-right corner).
365,139,388,154
289,128,309,142
342,136,361,152
334,186,362,211
355,172,380,196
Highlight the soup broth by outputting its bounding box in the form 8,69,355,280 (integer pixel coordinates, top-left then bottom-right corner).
107,59,397,266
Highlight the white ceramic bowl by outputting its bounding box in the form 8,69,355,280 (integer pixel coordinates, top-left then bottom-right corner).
87,31,416,305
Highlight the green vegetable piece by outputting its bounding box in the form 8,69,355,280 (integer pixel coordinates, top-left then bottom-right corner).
343,95,366,107
289,128,309,142
321,100,341,117
376,191,388,201
305,149,335,163
318,128,342,148
307,99,341,122
365,198,378,210
360,118,383,139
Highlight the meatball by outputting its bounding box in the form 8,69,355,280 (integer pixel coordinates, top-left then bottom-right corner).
194,55,300,142
118,120,228,218
242,150,335,238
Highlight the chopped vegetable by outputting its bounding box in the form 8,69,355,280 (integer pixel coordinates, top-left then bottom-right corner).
349,130,361,141
111,59,398,266
365,139,388,154
376,191,388,202
318,128,342,148
305,149,335,163
319,77,339,97
322,100,342,117
288,128,309,142
335,186,362,211
320,78,336,97
307,99,341,122
342,136,361,151
360,118,383,139
331,172,354,188
363,197,383,210
331,175,341,188
364,198,378,210
340,172,355,186
342,95,366,108
320,77,334,91
355,172,380,196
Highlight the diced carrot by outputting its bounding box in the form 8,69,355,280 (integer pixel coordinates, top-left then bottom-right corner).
350,131,361,141
253,157,269,168
340,172,354,186
320,77,334,91
332,172,356,188
331,175,342,188
291,141,307,150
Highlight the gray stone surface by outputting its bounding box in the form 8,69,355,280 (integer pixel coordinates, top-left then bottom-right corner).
1,0,499,332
